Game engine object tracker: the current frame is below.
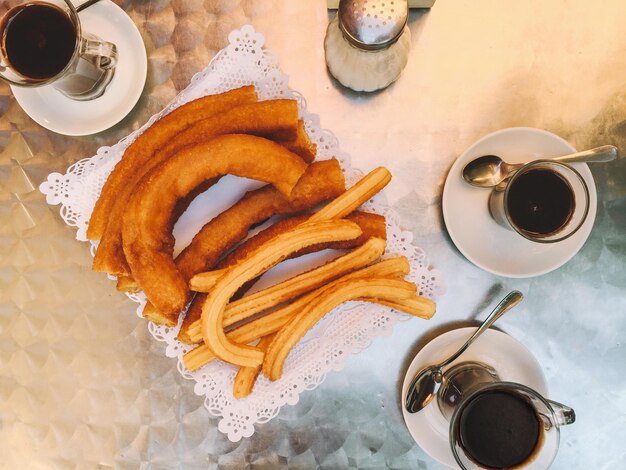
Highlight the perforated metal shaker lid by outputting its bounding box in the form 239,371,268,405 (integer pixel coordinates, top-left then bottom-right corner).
338,0,408,50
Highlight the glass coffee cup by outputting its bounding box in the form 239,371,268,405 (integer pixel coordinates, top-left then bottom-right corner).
0,0,117,100
488,160,590,243
437,362,575,470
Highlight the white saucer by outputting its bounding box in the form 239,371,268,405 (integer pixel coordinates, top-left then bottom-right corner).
442,127,597,278
401,327,548,469
10,0,147,136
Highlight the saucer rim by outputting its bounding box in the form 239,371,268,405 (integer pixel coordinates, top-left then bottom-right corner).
400,327,548,468
441,126,597,278
9,0,147,136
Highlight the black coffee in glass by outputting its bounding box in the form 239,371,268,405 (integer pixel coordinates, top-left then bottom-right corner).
458,390,542,468
1,2,76,80
506,168,574,237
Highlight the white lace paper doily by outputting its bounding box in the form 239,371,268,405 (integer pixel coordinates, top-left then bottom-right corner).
40,25,446,442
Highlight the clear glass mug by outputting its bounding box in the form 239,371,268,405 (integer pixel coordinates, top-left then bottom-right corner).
488,160,590,243
0,0,117,100
438,362,575,470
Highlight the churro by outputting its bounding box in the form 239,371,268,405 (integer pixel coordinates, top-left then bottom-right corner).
119,159,345,294
233,333,276,399
177,210,385,343
200,219,363,367
188,237,386,339
263,278,416,381
88,85,258,241
122,135,308,326
137,159,345,320
183,257,412,370
94,99,302,276
308,167,391,222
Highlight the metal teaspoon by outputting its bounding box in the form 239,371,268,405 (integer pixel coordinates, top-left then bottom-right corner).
404,290,524,414
462,144,618,188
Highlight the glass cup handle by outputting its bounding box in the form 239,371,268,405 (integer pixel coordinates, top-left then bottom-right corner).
82,37,118,70
546,399,576,426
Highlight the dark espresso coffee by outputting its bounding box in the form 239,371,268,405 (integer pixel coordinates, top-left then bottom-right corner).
1,3,76,79
506,168,574,237
459,390,541,469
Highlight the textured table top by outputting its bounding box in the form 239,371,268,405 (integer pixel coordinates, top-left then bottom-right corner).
1,0,625,468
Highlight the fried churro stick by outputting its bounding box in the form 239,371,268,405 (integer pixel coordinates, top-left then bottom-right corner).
188,237,385,338
200,219,363,367
183,257,411,370
220,211,386,270
177,211,387,344
184,291,434,372
361,297,435,319
308,167,391,222
233,333,276,399
88,86,258,241
135,159,345,318
189,270,225,292
263,278,416,381
174,160,343,284
190,230,385,296
94,99,302,276
118,159,346,294
122,135,308,326
177,210,386,343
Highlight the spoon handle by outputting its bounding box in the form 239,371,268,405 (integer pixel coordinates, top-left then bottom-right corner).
75,0,101,12
552,145,618,164
438,291,524,369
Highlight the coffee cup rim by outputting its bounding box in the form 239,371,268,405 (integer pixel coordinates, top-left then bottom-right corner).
449,381,560,470
0,0,81,87
502,159,590,244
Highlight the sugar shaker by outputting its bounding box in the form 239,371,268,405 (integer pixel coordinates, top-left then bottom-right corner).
324,0,411,92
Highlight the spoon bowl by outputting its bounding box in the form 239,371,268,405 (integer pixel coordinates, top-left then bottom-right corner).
462,144,618,188
404,291,524,414
405,366,443,413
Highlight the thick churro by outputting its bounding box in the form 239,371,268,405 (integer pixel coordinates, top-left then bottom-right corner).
88,85,258,241
94,99,302,276
136,159,345,320
119,159,346,294
122,135,308,326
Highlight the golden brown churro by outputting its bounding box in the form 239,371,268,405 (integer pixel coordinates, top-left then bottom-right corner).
233,333,276,399
88,86,258,241
177,210,386,343
183,257,412,370
93,99,302,276
308,167,392,222
200,219,363,367
262,278,417,381
122,135,308,326
185,237,385,345
136,159,346,321
119,159,346,294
